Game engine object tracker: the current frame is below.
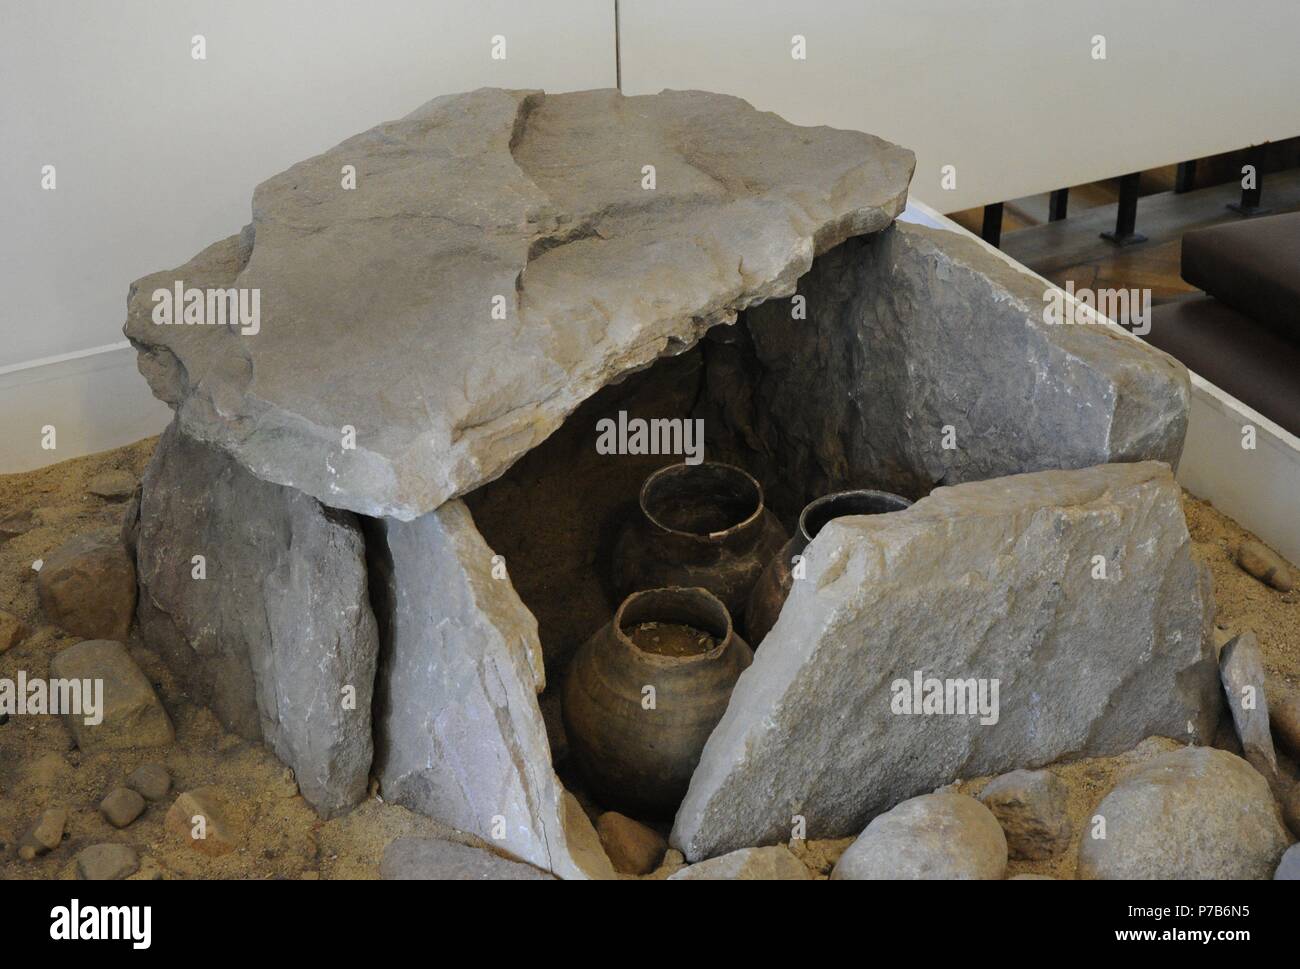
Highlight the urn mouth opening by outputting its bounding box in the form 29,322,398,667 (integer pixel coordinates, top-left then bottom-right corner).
640,462,764,540
615,587,732,661
799,489,913,544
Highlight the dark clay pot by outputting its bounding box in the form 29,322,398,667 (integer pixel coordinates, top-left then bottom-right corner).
611,462,788,622
562,587,752,819
744,488,912,648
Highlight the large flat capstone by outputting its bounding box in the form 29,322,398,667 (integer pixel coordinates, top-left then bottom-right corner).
367,500,614,879
124,87,915,520
134,422,378,818
671,461,1219,861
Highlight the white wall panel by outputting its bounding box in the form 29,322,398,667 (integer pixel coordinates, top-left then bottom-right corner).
0,0,615,370
619,0,1300,212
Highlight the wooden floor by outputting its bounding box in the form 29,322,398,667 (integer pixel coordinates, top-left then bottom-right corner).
948,149,1300,305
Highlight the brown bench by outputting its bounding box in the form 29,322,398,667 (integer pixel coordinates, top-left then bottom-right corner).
1144,212,1300,435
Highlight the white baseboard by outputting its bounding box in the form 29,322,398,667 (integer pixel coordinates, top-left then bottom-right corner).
1178,376,1300,564
0,341,171,475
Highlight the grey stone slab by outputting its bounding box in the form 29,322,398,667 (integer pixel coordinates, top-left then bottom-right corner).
123,88,914,520
702,222,1190,515
134,422,377,818
671,462,1219,861
1219,631,1278,783
367,500,615,880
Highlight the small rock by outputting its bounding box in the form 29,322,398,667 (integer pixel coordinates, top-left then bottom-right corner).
1078,746,1290,880
1237,540,1294,592
380,837,554,880
978,769,1072,860
596,812,667,875
165,787,240,857
36,530,136,641
1219,632,1278,781
0,610,30,653
0,509,35,543
668,845,812,880
125,763,172,801
18,807,68,860
1009,873,1056,880
1269,684,1300,760
76,843,140,880
86,470,138,501
100,787,146,828
1276,844,1300,880
48,640,174,750
831,792,1007,880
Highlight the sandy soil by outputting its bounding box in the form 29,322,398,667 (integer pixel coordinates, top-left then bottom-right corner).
1,439,1296,880
0,439,472,881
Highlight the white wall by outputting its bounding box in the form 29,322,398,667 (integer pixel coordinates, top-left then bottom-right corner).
1,0,614,371
620,0,1300,212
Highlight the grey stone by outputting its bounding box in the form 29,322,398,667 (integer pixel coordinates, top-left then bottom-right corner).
380,837,554,881
1275,843,1300,880
831,792,1007,880
978,769,1072,860
76,843,139,880
48,640,174,751
703,222,1189,516
87,470,138,501
135,422,376,818
1219,631,1278,783
125,763,172,802
668,845,811,880
368,500,614,880
1079,746,1289,880
37,530,136,642
123,88,914,521
672,462,1219,861
99,787,146,828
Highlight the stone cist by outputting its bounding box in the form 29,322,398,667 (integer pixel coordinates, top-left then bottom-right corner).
121,86,1212,878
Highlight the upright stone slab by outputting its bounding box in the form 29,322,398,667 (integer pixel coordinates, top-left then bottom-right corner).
123,87,914,520
134,423,378,818
672,462,1219,861
703,222,1191,513
367,500,614,880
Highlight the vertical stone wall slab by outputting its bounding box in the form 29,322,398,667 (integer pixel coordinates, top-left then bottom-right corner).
672,462,1219,861
368,500,614,879
135,422,378,818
